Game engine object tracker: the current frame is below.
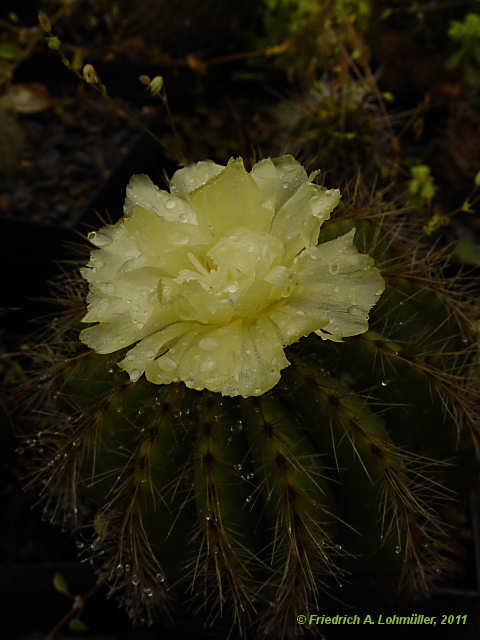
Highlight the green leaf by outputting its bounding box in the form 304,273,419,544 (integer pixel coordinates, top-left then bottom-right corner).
0,42,20,60
422,214,450,236
53,571,70,596
47,36,61,51
474,171,480,187
462,199,474,213
68,618,89,633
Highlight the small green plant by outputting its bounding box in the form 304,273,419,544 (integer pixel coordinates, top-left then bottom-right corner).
408,164,436,205
447,13,480,84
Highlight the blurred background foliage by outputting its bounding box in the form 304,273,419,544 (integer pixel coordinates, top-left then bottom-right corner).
2,0,480,638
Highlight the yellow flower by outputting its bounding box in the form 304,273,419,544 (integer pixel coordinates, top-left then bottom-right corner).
80,156,385,397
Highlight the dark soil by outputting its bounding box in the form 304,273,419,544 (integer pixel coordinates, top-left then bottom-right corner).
0,83,146,229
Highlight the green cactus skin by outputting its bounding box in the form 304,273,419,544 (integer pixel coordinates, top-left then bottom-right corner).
20,192,480,639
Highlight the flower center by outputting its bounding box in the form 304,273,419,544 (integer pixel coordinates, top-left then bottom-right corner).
157,228,294,325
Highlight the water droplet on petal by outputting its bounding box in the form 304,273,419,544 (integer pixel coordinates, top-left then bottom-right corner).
329,263,340,275
88,231,111,247
199,337,219,350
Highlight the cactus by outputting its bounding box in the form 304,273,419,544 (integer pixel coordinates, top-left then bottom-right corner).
20,156,479,639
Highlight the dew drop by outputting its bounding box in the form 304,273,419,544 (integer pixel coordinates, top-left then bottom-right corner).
230,420,243,433
246,472,255,480
155,572,166,583
15,447,24,455
380,380,388,387
233,463,242,472
395,545,401,555
131,574,140,586
88,231,111,247
329,263,340,275
115,564,124,575
199,337,219,350
76,541,85,549
144,587,153,598
124,563,131,573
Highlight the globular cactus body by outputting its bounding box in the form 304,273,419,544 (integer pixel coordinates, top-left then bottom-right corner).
22,158,479,639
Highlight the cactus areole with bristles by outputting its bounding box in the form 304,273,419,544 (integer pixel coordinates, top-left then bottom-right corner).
24,156,479,639
80,156,384,396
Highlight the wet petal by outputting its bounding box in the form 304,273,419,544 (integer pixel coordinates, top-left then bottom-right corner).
169,160,225,199
268,229,385,343
250,154,308,210
146,318,289,397
79,318,150,354
270,183,341,261
124,206,210,275
188,158,274,238
118,322,197,381
125,174,198,224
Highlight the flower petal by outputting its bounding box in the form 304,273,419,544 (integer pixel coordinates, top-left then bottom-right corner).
118,322,197,382
270,182,341,261
124,206,210,275
169,160,225,199
268,229,385,343
125,174,198,224
250,154,308,210
79,318,150,354
146,317,289,397
188,158,274,238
